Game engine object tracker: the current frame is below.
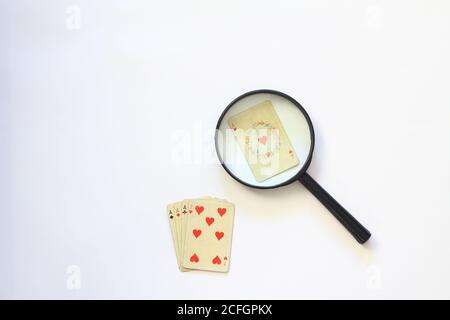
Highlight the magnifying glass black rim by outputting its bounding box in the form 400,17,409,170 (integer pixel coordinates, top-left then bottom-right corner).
215,89,315,189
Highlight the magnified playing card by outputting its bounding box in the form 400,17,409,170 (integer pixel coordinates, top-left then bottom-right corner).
228,100,300,182
167,197,235,273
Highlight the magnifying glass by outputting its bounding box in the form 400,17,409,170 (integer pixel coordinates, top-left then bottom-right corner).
215,89,371,244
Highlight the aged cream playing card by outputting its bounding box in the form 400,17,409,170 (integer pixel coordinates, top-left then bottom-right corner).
228,100,299,182
167,204,181,268
181,199,235,273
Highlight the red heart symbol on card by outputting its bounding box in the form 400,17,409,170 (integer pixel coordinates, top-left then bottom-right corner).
195,206,204,214
190,253,199,263
192,229,202,238
217,208,226,217
188,210,192,213
205,217,214,226
258,136,267,145
212,256,221,265
215,231,224,240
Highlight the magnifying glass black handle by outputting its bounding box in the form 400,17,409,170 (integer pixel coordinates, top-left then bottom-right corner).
299,173,371,244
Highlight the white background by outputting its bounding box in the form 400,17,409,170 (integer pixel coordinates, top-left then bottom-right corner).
1,0,450,299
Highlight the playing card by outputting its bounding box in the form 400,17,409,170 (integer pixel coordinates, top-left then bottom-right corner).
228,100,299,182
179,199,193,271
182,199,235,273
180,197,214,265
170,201,185,268
166,204,178,260
166,204,180,265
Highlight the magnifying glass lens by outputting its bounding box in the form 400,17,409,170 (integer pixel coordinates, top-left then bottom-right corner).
216,92,313,188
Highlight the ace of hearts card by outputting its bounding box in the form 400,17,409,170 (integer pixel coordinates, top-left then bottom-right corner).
228,100,300,182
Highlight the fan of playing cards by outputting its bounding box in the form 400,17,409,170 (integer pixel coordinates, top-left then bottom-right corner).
167,197,235,273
